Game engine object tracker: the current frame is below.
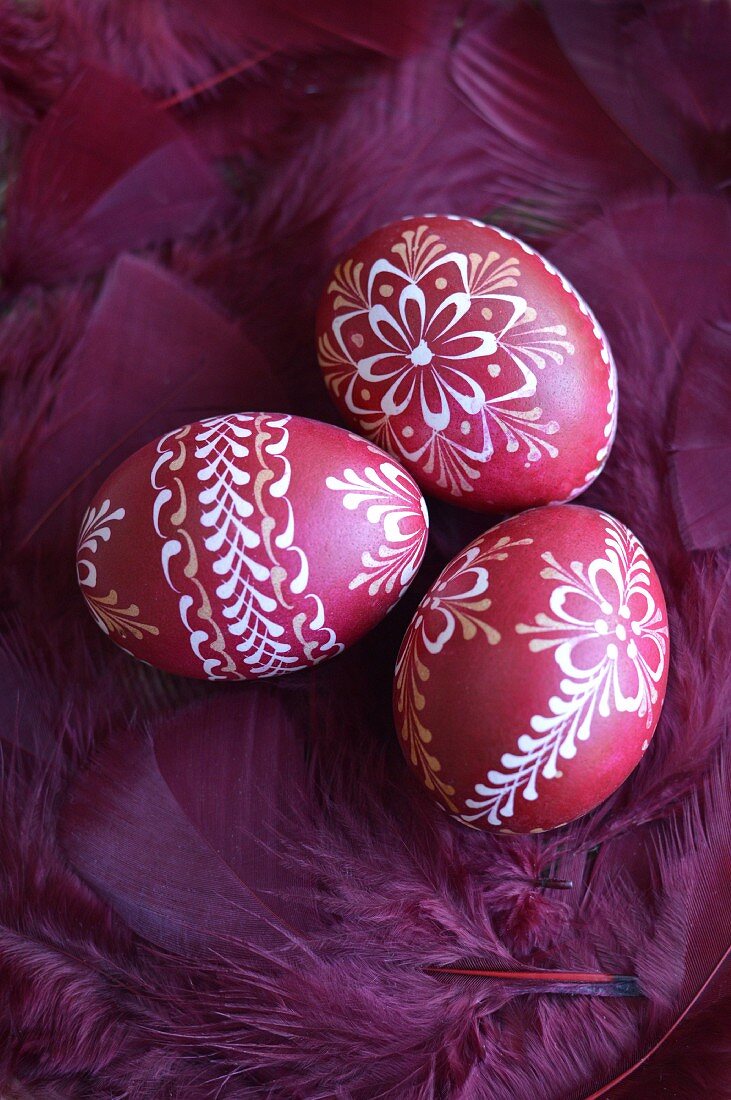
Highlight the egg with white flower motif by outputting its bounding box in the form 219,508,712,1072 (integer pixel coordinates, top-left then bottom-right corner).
77,413,428,679
394,505,669,832
317,215,617,511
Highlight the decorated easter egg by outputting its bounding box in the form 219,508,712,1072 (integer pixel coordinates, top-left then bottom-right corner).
317,215,617,511
77,413,429,679
394,505,669,832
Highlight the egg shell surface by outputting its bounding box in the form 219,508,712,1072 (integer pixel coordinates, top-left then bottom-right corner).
77,412,429,680
317,215,617,511
394,504,669,832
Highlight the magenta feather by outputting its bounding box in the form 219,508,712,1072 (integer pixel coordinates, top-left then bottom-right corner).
449,1,658,233
543,0,731,187
1,65,230,288
669,321,731,550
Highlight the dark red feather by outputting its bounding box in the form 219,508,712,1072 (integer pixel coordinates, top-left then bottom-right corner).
13,254,282,552
543,0,731,187
1,65,231,288
670,321,731,551
173,0,437,61
449,0,658,232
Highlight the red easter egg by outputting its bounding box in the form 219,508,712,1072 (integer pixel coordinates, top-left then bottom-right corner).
77,413,428,679
394,505,669,832
317,215,616,511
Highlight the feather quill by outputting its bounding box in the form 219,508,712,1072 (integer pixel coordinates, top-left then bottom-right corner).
425,958,641,999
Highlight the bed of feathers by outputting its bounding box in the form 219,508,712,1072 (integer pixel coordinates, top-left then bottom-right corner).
0,1,729,1097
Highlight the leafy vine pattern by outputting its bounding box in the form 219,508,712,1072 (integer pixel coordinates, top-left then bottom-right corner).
77,499,159,641
394,534,532,808
325,461,428,599
462,514,668,826
151,414,341,679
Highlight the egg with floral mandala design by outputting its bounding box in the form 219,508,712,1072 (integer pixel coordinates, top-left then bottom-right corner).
393,505,669,832
317,215,617,511
77,413,429,680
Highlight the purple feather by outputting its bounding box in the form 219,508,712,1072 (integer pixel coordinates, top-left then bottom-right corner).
61,693,317,957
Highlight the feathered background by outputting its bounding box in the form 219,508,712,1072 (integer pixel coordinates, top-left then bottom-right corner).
0,1,729,1097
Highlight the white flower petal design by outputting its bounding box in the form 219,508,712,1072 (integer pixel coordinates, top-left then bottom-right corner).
326,461,428,599
461,514,668,827
319,221,611,497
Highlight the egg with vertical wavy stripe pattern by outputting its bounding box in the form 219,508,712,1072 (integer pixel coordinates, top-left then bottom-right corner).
394,505,669,832
77,413,428,679
317,215,617,511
